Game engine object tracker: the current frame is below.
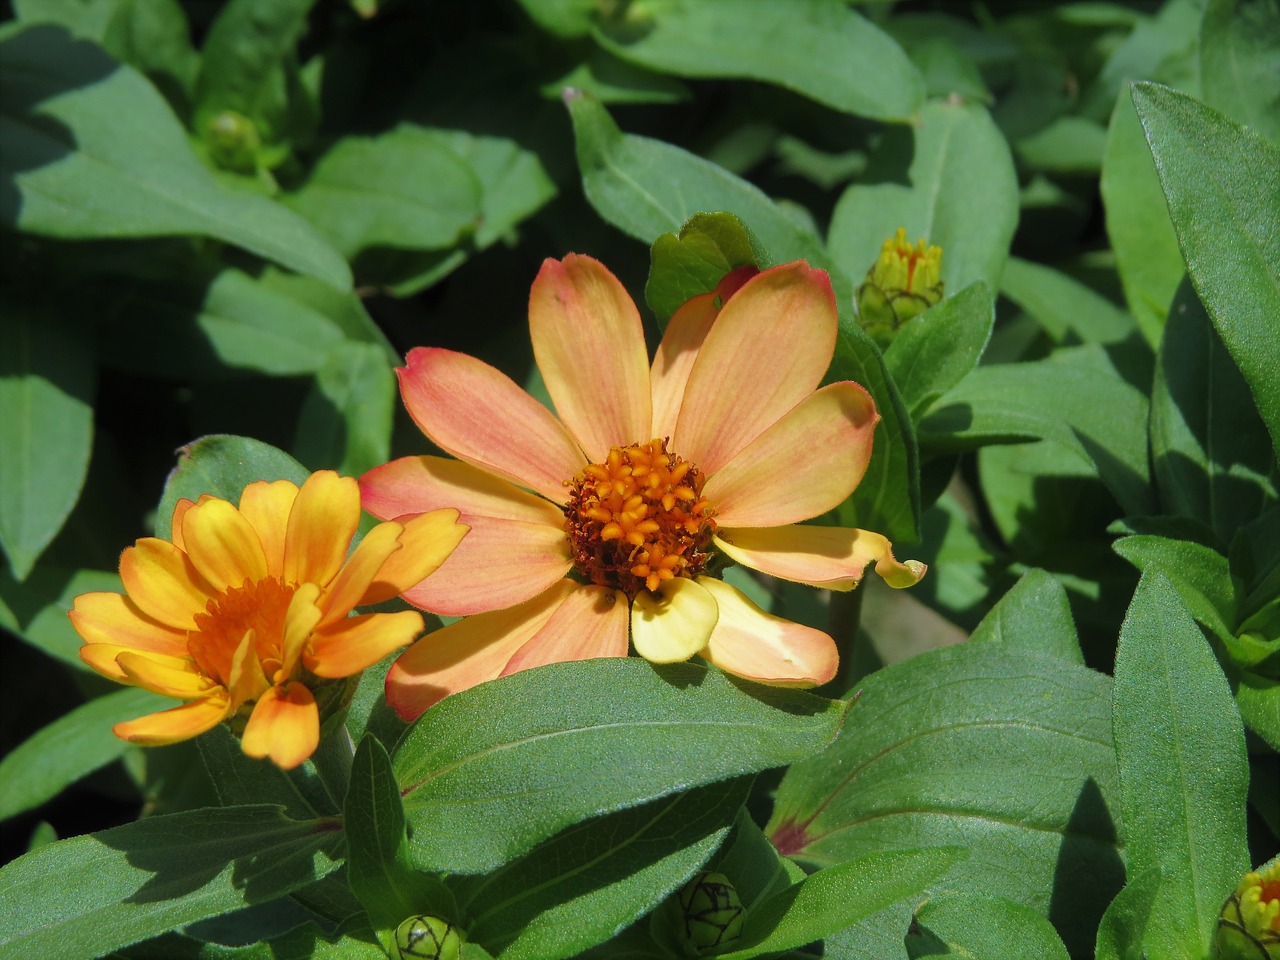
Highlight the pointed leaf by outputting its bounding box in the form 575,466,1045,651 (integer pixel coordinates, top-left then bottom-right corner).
969,568,1083,665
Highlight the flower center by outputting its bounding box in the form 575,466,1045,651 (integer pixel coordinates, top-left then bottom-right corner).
188,578,297,687
563,438,716,598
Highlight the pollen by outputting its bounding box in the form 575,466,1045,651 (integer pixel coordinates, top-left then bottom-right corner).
564,439,716,598
188,578,297,688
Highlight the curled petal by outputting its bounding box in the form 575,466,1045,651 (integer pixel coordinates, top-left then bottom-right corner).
181,496,269,592
81,643,156,684
113,693,231,746
280,583,323,678
317,519,405,625
502,585,629,676
704,381,877,528
713,524,920,591
71,592,188,672
530,254,652,461
282,471,360,588
241,682,319,770
169,498,195,552
119,538,215,631
227,629,270,710
358,510,469,607
398,347,586,503
238,480,300,579
631,577,718,665
386,580,576,720
696,578,837,686
116,651,217,699
307,610,426,678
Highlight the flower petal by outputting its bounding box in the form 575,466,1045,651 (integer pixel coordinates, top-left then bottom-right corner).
715,525,926,590
361,455,562,525
529,254,652,461
280,582,323,678
116,650,217,698
704,382,877,528
71,592,189,663
630,577,718,664
227,629,270,710
385,580,576,719
398,347,586,503
501,585,629,677
307,610,425,678
317,518,404,626
675,262,839,476
651,292,719,439
119,538,216,631
180,496,269,593
113,693,231,746
696,577,837,686
241,681,319,770
238,479,300,579
80,644,150,683
169,498,195,552
358,509,469,607
282,471,360,588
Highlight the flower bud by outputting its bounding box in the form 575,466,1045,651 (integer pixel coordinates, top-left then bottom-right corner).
203,110,262,173
1216,856,1280,959
675,871,745,953
855,227,943,347
394,915,463,960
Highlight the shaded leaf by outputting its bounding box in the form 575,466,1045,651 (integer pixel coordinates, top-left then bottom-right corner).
969,568,1083,665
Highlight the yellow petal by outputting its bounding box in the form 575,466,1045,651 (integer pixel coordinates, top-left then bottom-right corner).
168,498,195,552
116,650,218,698
119,538,215,631
113,693,231,746
70,592,189,659
282,471,360,587
80,643,145,683
238,479,300,579
180,496,269,592
240,682,319,770
280,583,323,677
502,585,629,676
317,519,405,626
357,509,469,608
630,577,718,664
227,629,270,710
307,610,425,678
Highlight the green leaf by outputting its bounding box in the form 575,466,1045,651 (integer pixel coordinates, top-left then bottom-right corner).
154,436,309,540
828,99,1018,295
293,342,395,476
645,212,762,326
0,688,167,821
1111,535,1235,642
1152,277,1278,542
0,24,351,287
1112,571,1250,959
0,806,343,960
0,565,118,670
1095,867,1164,960
592,0,923,122
768,643,1121,958
999,256,1137,346
541,49,691,105
196,725,336,821
0,294,94,580
1132,82,1280,455
393,659,848,875
882,281,993,420
969,568,1083,665
1200,0,1280,143
457,778,748,960
905,893,1070,960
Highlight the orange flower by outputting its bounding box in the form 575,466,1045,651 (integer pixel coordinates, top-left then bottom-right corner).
361,255,925,719
71,471,467,769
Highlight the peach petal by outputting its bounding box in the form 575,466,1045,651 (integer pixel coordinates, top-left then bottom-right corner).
361,455,563,525
113,693,232,746
240,681,319,770
696,577,837,686
70,592,188,659
358,509,469,607
398,347,586,504
282,471,360,588
116,650,216,698
675,263,839,476
529,254,652,461
239,480,300,579
180,497,269,593
307,610,425,678
715,525,927,590
501,585,629,677
651,292,720,439
704,382,877,528
119,538,216,631
385,580,576,719
630,577,718,664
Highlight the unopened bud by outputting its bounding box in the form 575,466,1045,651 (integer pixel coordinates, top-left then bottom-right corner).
675,871,745,953
1216,856,1280,959
203,110,262,173
394,915,463,960
856,227,943,347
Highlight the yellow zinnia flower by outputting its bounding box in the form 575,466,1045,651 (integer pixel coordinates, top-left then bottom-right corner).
1218,856,1280,959
71,470,467,769
361,255,925,719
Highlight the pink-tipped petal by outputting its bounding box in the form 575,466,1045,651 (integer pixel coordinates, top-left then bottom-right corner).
398,347,586,503
306,610,425,678
71,592,189,661
386,580,576,719
501,585,629,676
240,682,319,770
651,292,720,439
675,263,839,476
715,525,901,590
631,577,718,664
119,539,216,631
282,472,360,588
696,578,837,686
238,480,300,579
180,496,269,593
357,509,469,608
704,382,877,528
113,693,232,746
529,254,652,461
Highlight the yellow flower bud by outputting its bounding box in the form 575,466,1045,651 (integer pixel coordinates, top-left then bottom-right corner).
675,871,745,953
856,227,944,347
394,915,463,960
1216,856,1280,960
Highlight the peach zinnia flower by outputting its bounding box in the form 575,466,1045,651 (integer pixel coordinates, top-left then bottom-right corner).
71,470,467,768
361,255,925,719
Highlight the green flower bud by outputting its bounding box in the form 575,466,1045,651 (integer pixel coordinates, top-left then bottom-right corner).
1216,856,1280,959
675,871,745,953
855,227,944,347
394,915,463,960
203,110,262,173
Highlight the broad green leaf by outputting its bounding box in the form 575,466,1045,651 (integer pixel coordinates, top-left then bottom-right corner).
829,99,1018,295
969,568,1083,665
645,212,762,325
1101,91,1184,347
0,295,94,580
195,725,336,821
0,688,166,821
708,811,802,915
101,0,199,111
1112,535,1235,642
769,643,1121,959
293,342,394,477
1112,570,1250,959
12,0,117,38
0,24,350,288
0,565,117,669
0,806,344,960
882,281,993,419
1095,867,1164,960
457,778,748,960
1014,115,1108,174
906,893,1070,960
999,256,1137,346
1151,277,1278,543
154,435,309,540
393,659,848,875
1132,82,1280,455
509,0,596,37
116,922,387,960
1200,0,1280,143
593,0,923,122
541,49,691,105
